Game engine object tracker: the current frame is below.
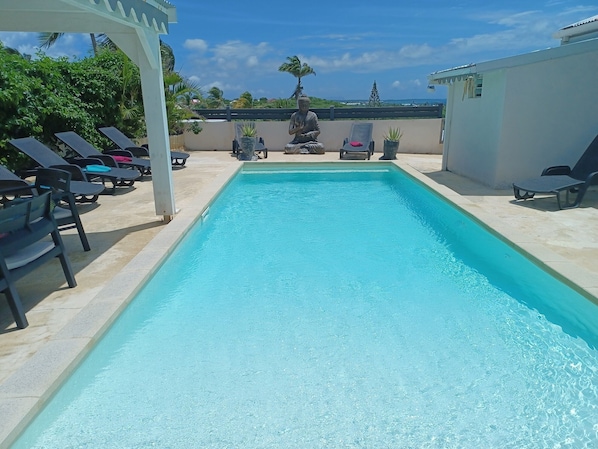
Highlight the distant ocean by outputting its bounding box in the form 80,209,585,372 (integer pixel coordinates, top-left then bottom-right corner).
337,98,446,106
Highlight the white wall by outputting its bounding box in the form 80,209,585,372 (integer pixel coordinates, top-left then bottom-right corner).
184,119,444,155
442,43,598,189
443,71,506,186
495,51,598,187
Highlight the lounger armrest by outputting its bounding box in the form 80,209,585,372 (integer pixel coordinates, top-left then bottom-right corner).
343,138,348,145
584,171,598,185
87,154,118,168
104,149,135,159
48,164,89,182
542,165,571,176
125,146,150,158
68,157,105,168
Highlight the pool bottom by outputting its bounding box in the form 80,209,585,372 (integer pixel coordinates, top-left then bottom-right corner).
7,164,598,449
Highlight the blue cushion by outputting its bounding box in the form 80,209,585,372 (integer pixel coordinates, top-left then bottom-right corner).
84,165,111,173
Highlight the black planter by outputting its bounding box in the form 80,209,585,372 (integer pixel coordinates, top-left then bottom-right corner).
379,140,399,160
238,136,257,161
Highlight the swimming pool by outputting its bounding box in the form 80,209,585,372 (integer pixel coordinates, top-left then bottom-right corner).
10,164,598,448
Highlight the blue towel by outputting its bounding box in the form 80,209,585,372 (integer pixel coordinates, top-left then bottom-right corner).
84,165,111,173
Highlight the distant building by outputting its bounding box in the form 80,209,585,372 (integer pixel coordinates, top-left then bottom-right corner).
428,16,598,188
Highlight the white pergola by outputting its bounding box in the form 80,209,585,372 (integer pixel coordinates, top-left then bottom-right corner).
0,0,178,221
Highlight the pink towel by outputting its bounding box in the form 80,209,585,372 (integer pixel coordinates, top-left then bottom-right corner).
350,141,363,147
113,155,133,162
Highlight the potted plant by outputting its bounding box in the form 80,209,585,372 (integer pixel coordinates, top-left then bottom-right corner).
380,126,403,160
239,123,258,161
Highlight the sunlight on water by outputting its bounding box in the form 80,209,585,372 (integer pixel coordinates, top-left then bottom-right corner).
13,167,598,449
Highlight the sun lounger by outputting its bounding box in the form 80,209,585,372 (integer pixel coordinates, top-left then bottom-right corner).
513,133,598,209
55,131,151,176
5,147,104,204
9,137,140,196
0,165,91,251
98,126,190,167
0,191,77,328
340,122,375,160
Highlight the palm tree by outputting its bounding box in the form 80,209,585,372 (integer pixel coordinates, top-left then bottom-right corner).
39,32,169,66
163,71,203,132
206,87,226,108
278,56,316,100
39,32,100,56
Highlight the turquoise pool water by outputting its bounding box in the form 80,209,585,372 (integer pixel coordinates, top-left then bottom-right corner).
12,166,598,448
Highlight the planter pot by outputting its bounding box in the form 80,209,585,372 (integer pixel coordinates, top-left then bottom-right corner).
238,136,257,161
379,140,399,160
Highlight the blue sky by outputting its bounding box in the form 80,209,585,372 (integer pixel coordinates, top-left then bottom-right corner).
1,1,596,101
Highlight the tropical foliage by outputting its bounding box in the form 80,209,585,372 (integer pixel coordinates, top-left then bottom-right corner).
0,37,202,170
0,45,142,169
163,71,203,134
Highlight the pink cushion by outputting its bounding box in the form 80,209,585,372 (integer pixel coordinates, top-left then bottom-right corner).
350,141,363,147
113,155,132,162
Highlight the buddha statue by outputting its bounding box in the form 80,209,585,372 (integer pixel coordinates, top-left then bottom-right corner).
284,96,325,154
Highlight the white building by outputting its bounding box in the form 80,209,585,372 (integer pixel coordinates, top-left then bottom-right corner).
428,16,598,189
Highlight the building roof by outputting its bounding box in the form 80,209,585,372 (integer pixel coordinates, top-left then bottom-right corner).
553,15,598,43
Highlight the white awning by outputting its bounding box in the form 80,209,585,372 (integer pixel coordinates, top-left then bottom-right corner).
553,15,598,44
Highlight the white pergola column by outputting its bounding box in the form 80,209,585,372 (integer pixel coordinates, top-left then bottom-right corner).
140,53,177,220
107,30,176,221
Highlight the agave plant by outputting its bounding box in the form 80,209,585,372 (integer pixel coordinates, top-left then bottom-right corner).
240,122,257,137
383,127,403,142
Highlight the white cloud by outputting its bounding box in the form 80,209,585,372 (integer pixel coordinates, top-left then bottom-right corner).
398,44,434,60
184,39,208,52
391,81,401,88
212,41,270,60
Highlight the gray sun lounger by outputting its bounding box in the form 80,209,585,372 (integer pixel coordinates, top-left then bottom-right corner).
340,122,375,160
9,137,140,196
513,133,598,209
5,142,104,203
98,126,190,167
55,131,151,176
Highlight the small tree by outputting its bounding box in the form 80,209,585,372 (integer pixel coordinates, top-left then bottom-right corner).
368,81,381,107
278,56,316,100
231,91,253,109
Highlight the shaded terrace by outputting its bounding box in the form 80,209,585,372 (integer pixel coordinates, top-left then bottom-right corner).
0,0,179,220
